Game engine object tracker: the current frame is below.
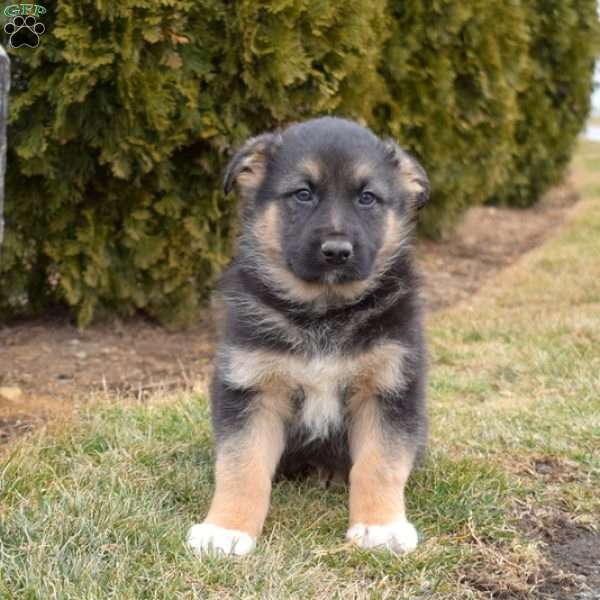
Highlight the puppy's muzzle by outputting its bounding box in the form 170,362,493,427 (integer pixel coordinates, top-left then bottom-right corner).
320,238,354,265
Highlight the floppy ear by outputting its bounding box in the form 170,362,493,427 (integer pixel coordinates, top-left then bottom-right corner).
382,140,430,210
223,132,280,196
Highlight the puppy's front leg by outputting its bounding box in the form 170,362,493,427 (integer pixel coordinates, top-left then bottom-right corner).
187,400,286,557
346,398,418,553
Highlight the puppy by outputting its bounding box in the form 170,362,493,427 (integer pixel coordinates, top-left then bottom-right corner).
187,117,429,557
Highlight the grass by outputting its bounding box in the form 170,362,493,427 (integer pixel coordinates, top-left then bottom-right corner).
1,141,599,599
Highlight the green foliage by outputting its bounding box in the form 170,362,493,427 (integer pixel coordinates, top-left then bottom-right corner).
375,0,531,235
0,0,598,324
492,0,600,207
1,0,388,326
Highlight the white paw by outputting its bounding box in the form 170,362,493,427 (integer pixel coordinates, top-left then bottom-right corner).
186,523,256,557
346,520,418,553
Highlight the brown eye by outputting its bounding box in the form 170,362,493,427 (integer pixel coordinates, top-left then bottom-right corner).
358,191,377,207
295,188,313,203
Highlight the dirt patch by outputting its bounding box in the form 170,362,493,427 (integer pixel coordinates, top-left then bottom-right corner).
545,528,600,599
0,415,38,445
419,178,578,311
527,510,600,600
0,178,579,446
515,455,585,485
0,313,217,446
507,456,600,598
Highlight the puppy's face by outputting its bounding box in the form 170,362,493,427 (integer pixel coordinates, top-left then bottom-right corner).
225,118,429,292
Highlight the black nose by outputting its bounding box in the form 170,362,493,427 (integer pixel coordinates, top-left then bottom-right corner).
320,239,354,265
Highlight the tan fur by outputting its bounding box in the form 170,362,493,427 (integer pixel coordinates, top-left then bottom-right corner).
255,201,283,264
220,341,408,441
348,396,415,526
235,141,270,195
298,158,321,181
398,155,427,197
371,211,410,277
209,336,411,537
221,342,408,400
253,204,409,306
352,161,374,182
204,401,287,537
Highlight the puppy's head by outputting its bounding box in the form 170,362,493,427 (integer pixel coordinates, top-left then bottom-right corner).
224,117,429,301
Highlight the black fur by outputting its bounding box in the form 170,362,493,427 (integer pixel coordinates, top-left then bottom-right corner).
212,116,429,477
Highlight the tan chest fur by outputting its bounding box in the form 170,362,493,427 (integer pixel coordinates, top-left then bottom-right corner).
220,342,408,440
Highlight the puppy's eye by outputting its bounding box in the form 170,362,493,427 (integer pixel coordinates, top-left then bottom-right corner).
294,188,313,203
358,191,377,207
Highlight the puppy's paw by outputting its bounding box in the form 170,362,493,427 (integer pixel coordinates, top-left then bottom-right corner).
346,520,418,553
187,523,256,557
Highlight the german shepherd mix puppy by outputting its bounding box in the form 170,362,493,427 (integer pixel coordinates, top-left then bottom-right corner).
187,117,429,557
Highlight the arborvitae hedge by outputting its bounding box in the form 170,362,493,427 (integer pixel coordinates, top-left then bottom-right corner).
492,0,600,206
1,0,389,325
1,1,598,325
375,0,531,235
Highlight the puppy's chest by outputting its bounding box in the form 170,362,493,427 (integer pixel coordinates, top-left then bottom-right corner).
222,343,407,440
286,356,350,439
227,349,351,438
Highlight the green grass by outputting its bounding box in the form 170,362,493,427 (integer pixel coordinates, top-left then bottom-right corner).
1,142,599,599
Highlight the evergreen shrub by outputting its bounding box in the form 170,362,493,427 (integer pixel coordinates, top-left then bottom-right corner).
492,0,600,206
1,0,598,324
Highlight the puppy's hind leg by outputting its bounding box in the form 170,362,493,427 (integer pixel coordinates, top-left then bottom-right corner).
187,396,286,557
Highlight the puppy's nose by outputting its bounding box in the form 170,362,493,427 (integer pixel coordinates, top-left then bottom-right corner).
320,239,353,265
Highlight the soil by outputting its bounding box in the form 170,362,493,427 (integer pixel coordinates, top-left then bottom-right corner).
525,507,600,600
514,455,600,599
418,178,578,311
544,527,600,599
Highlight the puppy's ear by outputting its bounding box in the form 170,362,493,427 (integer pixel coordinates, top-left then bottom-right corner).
382,140,430,210
223,132,281,196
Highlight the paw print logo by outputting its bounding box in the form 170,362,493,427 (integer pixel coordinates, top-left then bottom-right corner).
4,15,45,48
